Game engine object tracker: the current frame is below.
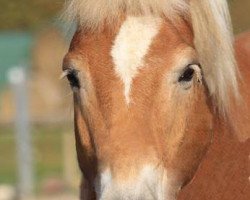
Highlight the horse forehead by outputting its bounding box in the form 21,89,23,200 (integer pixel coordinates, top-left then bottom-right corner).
66,16,193,108
111,16,163,104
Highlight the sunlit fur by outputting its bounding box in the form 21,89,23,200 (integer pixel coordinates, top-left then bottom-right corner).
64,0,239,115
62,0,249,200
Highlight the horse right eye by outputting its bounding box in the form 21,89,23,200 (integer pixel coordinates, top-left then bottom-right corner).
66,69,80,88
178,66,195,82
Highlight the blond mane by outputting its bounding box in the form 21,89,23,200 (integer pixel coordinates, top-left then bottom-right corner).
64,0,189,29
64,0,239,115
190,0,239,115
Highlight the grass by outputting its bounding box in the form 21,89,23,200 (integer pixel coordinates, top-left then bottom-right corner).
0,124,72,188
0,127,17,183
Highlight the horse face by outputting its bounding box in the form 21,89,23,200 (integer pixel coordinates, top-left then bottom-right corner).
63,16,213,199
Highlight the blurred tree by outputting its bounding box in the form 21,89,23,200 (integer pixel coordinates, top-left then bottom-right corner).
230,0,250,33
0,0,249,32
0,0,64,30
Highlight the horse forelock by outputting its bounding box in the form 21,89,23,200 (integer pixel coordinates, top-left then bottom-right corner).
63,0,189,30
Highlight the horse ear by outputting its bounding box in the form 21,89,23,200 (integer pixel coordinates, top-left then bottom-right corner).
190,0,239,115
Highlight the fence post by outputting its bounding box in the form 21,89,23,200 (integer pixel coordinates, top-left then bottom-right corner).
8,67,34,199
63,131,80,190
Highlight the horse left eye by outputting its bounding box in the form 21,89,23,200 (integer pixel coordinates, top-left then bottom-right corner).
66,69,80,88
178,66,195,82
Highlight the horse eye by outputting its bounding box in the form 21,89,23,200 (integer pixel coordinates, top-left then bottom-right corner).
178,66,195,82
66,69,80,88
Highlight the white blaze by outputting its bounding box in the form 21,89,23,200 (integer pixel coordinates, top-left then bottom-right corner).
96,165,172,200
111,16,162,104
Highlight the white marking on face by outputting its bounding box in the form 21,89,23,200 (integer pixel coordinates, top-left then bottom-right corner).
111,16,162,104
96,165,174,200
95,169,112,199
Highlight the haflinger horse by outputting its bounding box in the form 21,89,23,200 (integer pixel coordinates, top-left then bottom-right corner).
62,0,250,199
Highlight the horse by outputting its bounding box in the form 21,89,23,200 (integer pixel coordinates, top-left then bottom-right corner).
61,0,250,199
